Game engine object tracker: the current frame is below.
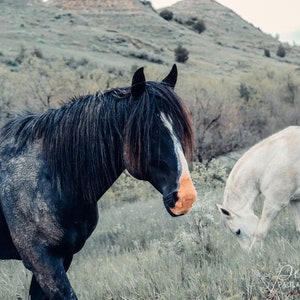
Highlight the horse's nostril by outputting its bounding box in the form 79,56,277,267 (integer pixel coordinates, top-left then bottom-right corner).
163,192,178,208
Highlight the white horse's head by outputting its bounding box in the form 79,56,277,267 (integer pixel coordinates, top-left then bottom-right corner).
217,204,259,251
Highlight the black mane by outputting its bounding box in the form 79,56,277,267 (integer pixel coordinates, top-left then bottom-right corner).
1,82,193,203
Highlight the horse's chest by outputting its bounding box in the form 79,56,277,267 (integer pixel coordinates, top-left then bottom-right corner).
59,203,99,253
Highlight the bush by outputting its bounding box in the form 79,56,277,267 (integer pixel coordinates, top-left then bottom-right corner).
159,9,173,21
282,73,298,104
238,83,256,101
32,47,44,59
276,44,286,57
186,17,198,26
193,19,206,34
15,44,26,64
174,17,183,24
184,17,206,34
189,87,243,163
174,45,189,63
264,48,270,57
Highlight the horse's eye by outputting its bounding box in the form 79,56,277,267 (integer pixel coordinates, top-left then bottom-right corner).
235,229,241,235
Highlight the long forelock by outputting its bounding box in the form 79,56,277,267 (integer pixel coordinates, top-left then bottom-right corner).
124,81,194,174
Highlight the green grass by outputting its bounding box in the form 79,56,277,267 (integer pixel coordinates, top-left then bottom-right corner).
2,163,300,299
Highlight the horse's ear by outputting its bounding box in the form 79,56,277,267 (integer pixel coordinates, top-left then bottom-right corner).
217,204,236,218
131,67,146,98
217,204,240,219
162,64,177,88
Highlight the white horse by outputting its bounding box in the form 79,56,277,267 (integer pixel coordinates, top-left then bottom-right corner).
218,126,300,251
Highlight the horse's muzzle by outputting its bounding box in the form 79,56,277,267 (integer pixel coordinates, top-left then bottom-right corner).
163,175,197,217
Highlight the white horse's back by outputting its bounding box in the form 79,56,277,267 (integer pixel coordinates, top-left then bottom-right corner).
219,126,300,250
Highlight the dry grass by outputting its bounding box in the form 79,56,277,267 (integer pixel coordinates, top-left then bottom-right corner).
2,163,300,299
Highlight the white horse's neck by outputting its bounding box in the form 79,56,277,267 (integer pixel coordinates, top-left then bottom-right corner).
224,179,258,213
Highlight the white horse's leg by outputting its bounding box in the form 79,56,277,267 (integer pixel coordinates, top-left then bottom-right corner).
251,194,289,249
289,200,300,234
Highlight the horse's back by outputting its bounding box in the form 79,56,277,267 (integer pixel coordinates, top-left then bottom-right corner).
237,126,300,166
254,125,300,151
228,126,300,194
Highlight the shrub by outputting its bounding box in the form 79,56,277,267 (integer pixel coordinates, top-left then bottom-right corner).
264,48,270,57
174,45,189,63
276,44,286,57
282,73,298,104
192,161,227,189
15,44,26,64
63,56,90,69
159,9,173,21
238,83,256,101
174,17,183,24
186,16,198,26
193,19,206,34
184,17,206,34
128,49,163,64
189,87,243,163
32,47,43,59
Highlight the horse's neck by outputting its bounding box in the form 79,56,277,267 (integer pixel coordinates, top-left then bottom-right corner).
224,184,256,213
93,151,125,200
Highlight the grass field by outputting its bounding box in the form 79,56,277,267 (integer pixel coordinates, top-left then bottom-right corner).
1,162,300,300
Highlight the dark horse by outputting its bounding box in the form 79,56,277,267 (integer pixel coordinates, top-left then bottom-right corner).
0,65,197,299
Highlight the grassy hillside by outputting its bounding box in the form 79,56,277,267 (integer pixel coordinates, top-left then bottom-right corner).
2,0,300,76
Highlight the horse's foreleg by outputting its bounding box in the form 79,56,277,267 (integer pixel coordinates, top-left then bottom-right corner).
251,195,288,249
29,275,47,300
289,200,300,234
0,209,21,259
29,255,74,300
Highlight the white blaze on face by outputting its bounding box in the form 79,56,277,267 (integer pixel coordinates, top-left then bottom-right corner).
161,113,197,215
